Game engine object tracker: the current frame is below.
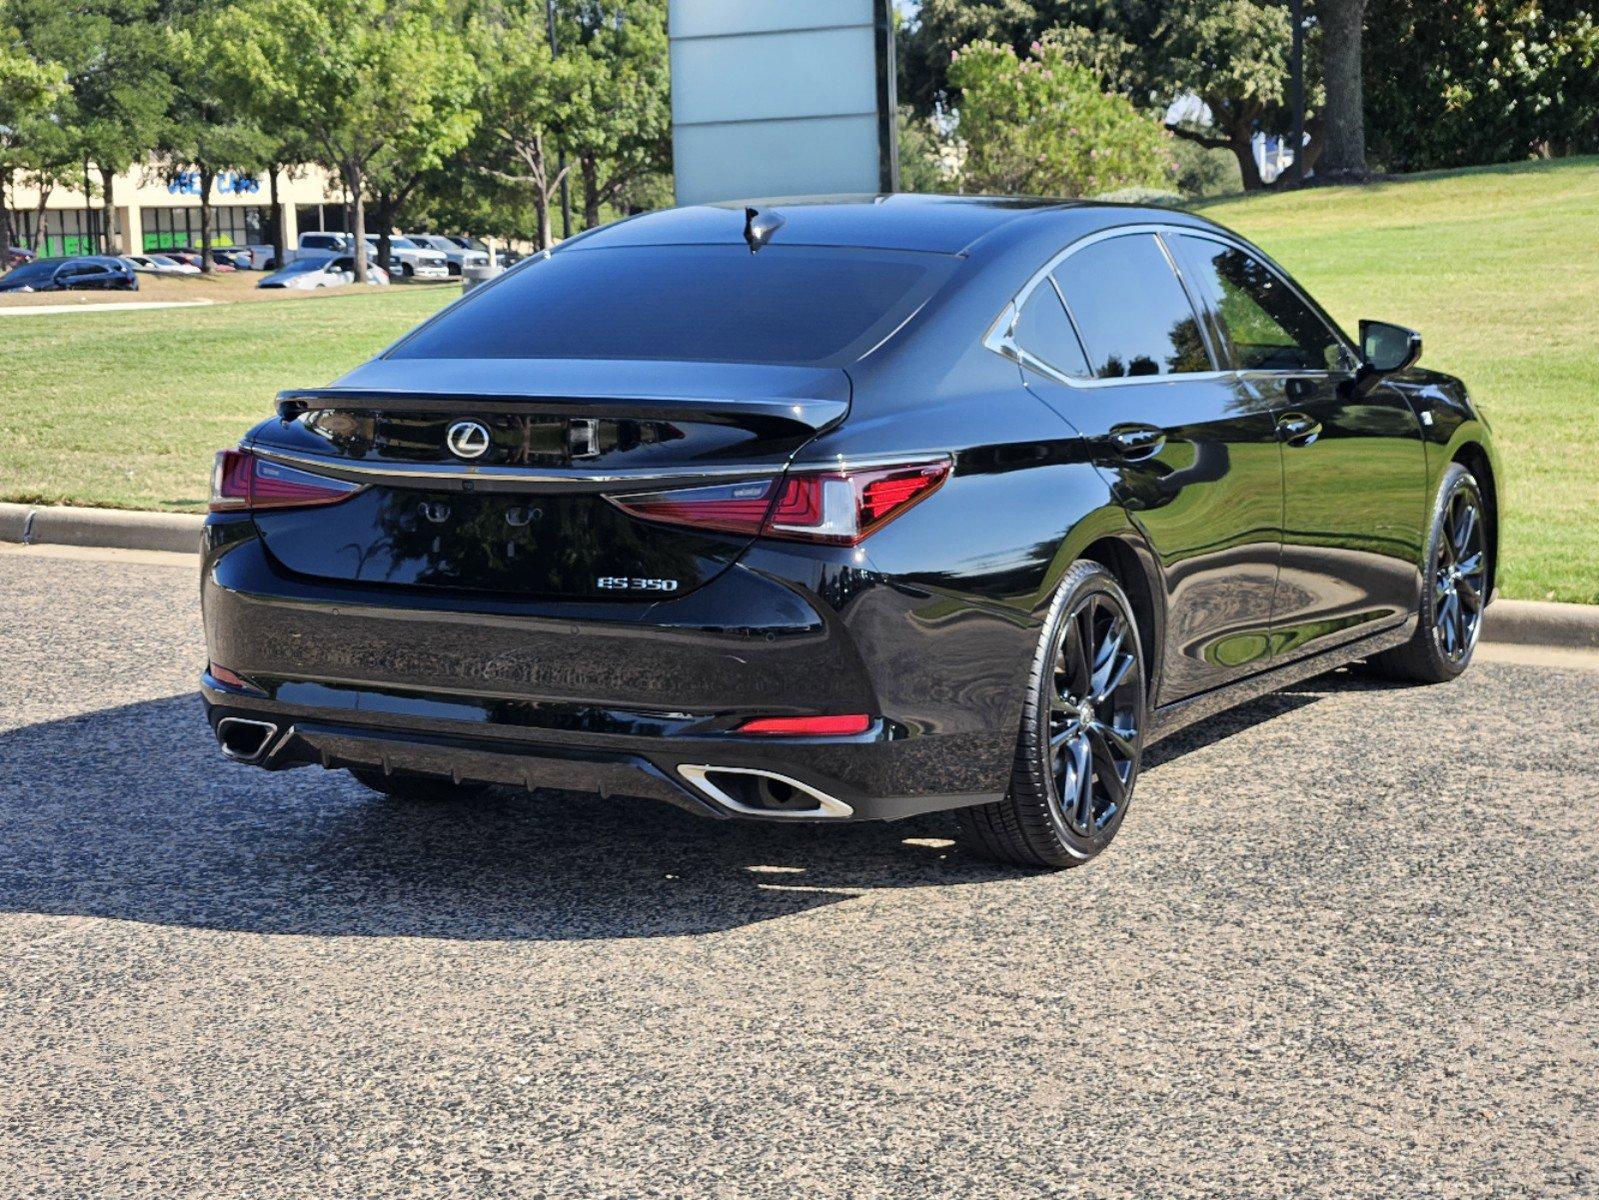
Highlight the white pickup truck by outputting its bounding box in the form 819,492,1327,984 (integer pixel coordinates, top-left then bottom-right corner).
289,232,449,279
404,233,493,277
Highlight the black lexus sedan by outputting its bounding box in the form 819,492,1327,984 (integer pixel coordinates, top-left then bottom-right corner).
201,196,1499,868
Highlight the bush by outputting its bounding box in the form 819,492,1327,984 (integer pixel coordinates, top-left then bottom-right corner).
948,39,1175,197
1170,139,1243,197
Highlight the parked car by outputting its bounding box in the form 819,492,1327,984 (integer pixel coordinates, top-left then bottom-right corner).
207,248,253,270
237,244,281,270
363,235,449,280
404,233,489,276
159,250,203,268
124,253,201,276
296,231,350,257
256,254,389,290
201,195,1498,869
0,255,139,293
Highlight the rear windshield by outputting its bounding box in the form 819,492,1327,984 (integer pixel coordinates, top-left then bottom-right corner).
386,244,951,366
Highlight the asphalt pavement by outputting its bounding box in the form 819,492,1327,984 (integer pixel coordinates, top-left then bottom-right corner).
1,545,1594,1199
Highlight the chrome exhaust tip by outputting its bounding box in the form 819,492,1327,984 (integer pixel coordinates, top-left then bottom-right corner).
215,717,280,763
677,765,854,819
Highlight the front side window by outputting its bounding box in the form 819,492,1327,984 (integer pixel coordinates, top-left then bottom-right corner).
1011,281,1090,378
1052,234,1212,378
1175,235,1343,372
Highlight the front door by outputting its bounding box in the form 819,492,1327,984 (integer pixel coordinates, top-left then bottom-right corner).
1169,233,1429,662
1008,229,1284,704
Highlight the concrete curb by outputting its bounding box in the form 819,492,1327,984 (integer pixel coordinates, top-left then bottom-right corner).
1481,598,1599,649
0,502,203,555
4,502,1597,649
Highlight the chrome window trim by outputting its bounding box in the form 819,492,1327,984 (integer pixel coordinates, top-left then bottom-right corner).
986,221,1358,387
986,224,1230,389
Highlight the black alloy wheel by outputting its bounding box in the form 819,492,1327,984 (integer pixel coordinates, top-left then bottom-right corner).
1368,463,1490,684
959,561,1147,868
1432,484,1487,663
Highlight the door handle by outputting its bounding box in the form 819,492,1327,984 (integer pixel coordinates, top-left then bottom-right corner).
1276,413,1322,446
1108,425,1166,461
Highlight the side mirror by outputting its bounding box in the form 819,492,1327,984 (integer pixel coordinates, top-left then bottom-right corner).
1351,320,1421,397
1360,319,1421,374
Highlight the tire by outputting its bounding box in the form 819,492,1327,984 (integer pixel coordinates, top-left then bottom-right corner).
401,262,414,278
348,767,490,803
1366,463,1490,684
958,561,1148,868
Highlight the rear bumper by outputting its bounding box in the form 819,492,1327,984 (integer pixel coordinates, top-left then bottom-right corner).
200,520,1019,820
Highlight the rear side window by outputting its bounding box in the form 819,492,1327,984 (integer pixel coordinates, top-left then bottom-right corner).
1175,234,1343,371
1053,234,1212,378
1012,282,1090,378
387,245,952,367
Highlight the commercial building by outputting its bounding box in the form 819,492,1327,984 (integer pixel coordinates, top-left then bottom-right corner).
6,160,348,257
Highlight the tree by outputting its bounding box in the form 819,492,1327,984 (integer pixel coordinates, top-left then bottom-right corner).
0,22,66,257
556,0,670,231
7,0,170,254
1157,0,1313,191
1317,0,1367,179
901,0,1319,192
216,0,478,282
161,10,267,272
462,0,582,249
948,38,1174,197
1364,0,1599,170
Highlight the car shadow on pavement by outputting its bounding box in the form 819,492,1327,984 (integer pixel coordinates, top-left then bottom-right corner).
0,676,1377,941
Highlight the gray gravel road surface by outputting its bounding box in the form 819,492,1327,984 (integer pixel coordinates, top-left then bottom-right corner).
1,546,1595,1199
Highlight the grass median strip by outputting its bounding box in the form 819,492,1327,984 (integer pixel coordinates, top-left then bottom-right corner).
0,285,453,513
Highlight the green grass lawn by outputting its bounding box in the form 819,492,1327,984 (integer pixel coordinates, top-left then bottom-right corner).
0,286,455,512
1193,157,1599,603
1,158,1595,600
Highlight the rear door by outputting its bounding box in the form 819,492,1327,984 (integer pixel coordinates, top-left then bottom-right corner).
1170,233,1428,661
1005,229,1284,703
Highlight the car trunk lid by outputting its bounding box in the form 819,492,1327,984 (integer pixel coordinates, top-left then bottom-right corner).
245,358,848,600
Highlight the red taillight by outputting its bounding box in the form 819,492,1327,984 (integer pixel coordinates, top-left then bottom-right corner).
209,448,362,513
736,713,872,736
607,458,950,546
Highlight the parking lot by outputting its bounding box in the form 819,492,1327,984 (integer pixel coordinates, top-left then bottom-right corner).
1,544,1595,1199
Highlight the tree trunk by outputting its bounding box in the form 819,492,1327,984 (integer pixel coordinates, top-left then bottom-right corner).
375,199,393,279
31,182,52,255
347,162,368,284
1232,134,1265,192
580,154,600,229
0,170,13,264
198,163,215,274
1319,0,1368,180
101,166,120,254
534,188,551,251
269,165,285,268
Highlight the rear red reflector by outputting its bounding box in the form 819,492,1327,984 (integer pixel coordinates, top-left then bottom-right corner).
736,713,872,736
207,662,264,694
606,457,950,546
210,448,362,513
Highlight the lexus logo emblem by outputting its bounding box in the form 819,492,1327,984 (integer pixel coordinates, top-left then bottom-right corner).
446,420,491,459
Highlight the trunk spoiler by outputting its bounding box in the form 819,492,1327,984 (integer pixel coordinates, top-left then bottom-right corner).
275,357,851,436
